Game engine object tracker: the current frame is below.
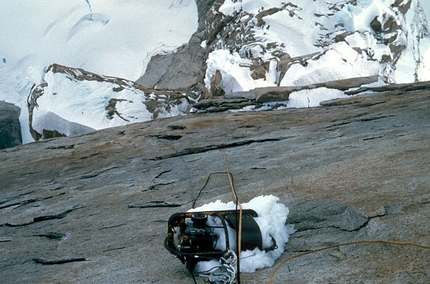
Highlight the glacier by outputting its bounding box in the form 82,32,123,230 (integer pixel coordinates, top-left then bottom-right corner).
0,0,198,143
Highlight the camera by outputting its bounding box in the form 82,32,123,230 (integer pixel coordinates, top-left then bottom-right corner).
178,213,216,252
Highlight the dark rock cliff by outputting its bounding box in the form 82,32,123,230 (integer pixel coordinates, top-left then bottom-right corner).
0,101,21,149
0,83,429,283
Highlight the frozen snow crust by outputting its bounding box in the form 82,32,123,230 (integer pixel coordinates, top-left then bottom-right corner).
189,195,294,273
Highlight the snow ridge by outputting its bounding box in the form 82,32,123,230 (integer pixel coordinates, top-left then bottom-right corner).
27,64,194,141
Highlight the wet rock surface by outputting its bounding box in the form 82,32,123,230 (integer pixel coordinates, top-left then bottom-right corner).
1,85,429,283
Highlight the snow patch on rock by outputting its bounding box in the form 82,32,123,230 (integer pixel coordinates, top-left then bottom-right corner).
190,195,294,273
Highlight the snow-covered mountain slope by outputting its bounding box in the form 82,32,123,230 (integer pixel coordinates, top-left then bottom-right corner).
0,0,197,81
27,64,194,141
0,0,429,144
204,0,430,96
0,0,198,143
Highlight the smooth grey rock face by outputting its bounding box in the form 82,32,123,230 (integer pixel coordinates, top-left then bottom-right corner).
0,85,429,283
0,101,21,149
287,200,369,232
136,0,216,93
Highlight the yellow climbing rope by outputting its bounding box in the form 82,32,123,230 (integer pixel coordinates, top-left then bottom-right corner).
224,152,243,283
221,153,430,284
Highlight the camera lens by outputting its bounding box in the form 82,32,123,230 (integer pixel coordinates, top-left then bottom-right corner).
191,213,208,228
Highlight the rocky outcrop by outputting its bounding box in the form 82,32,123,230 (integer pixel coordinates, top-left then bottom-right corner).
21,0,429,142
193,75,381,112
136,0,219,94
139,0,429,99
0,101,21,149
1,83,428,283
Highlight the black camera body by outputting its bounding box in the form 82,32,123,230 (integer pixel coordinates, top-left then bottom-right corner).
165,209,263,272
179,213,216,253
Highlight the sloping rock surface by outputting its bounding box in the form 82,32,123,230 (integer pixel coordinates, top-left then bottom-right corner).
0,101,21,149
0,85,429,283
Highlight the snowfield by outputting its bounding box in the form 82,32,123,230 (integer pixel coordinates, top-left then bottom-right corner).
0,0,198,143
0,0,197,80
